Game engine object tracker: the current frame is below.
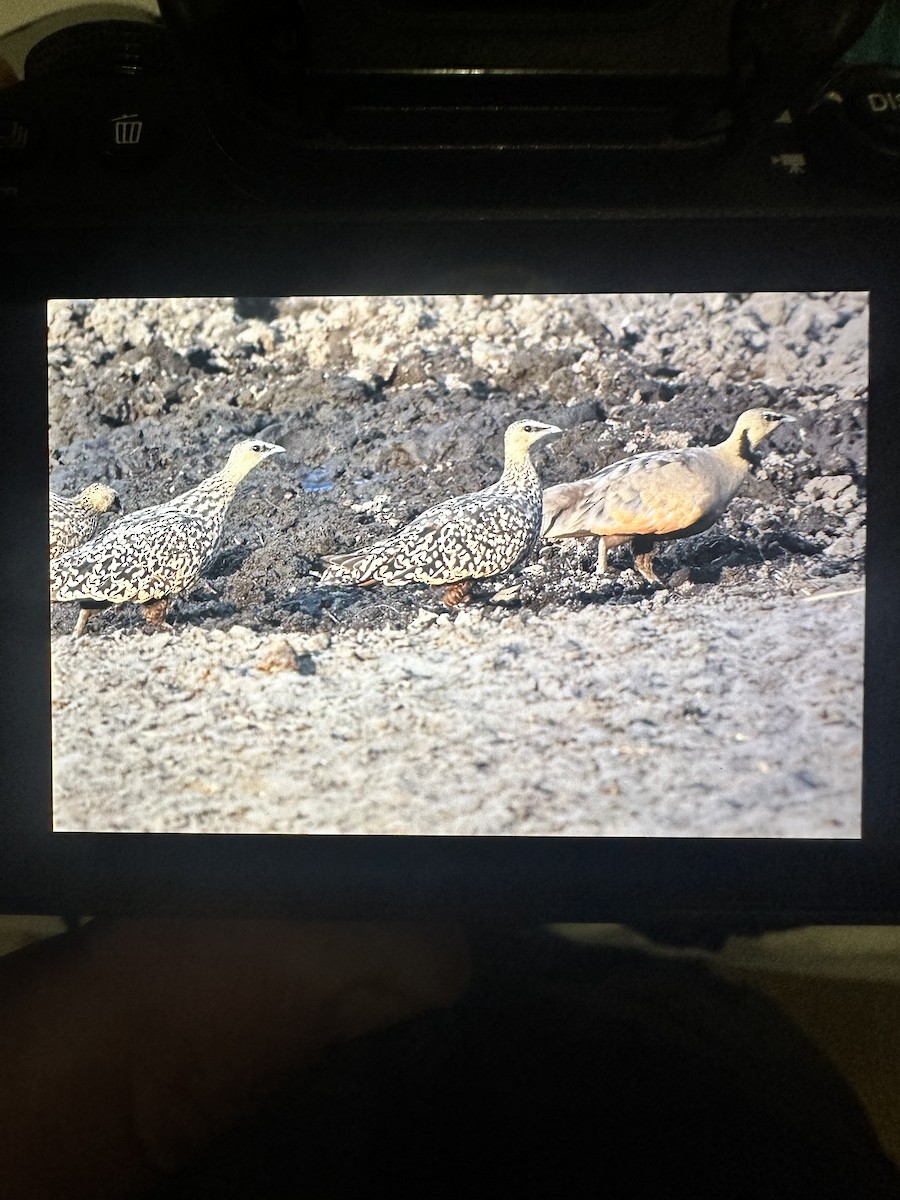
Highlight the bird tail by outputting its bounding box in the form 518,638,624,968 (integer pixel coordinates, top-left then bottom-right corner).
541,483,598,540
541,488,567,538
321,550,381,585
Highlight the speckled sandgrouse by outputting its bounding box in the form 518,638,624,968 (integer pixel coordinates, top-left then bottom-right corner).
50,482,121,560
51,439,284,636
322,419,562,604
541,408,796,583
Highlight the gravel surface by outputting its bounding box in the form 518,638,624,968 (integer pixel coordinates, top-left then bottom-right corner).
48,292,867,836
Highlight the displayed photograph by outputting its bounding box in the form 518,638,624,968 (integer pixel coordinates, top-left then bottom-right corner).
48,292,867,837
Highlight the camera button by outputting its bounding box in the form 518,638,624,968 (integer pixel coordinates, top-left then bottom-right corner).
800,65,900,190
90,100,169,170
0,87,39,170
23,20,174,172
842,68,900,149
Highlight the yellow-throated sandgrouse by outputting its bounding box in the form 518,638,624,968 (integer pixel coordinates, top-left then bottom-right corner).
541,408,796,583
322,419,562,604
50,482,121,560
51,439,284,636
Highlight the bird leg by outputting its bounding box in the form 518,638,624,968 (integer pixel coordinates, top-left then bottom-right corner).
442,580,473,607
141,598,171,629
71,600,109,639
72,607,93,639
595,537,609,576
632,537,665,586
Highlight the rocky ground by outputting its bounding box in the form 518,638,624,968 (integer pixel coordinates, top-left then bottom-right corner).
48,292,867,836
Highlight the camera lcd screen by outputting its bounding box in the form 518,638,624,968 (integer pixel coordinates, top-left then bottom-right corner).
48,292,866,839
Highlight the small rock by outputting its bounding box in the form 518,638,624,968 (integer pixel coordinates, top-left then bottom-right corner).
750,295,785,329
411,608,438,627
490,583,523,605
803,474,855,502
454,606,484,626
257,639,303,673
822,536,857,560
843,511,863,533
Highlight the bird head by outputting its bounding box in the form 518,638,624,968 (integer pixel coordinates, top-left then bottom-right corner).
81,482,121,514
222,439,286,483
733,408,797,450
505,420,564,460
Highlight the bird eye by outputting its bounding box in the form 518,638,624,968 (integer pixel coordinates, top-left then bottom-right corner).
523,424,535,432
251,443,262,452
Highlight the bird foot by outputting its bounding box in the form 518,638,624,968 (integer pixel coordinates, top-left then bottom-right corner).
442,581,473,607
141,598,171,629
633,553,666,588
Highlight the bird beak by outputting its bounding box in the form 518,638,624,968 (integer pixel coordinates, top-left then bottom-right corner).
780,415,798,423
271,445,287,455
542,425,564,444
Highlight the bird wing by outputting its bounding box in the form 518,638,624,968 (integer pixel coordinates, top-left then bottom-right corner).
324,488,537,585
50,509,215,604
412,497,534,582
49,493,75,557
543,449,725,539
323,506,469,585
321,490,476,582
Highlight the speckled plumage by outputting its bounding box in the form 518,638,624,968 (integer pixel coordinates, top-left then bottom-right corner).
542,408,795,582
49,482,121,560
322,420,562,599
51,439,284,635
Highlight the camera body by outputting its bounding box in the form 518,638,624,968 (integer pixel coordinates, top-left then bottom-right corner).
0,0,898,232
1,2,899,922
